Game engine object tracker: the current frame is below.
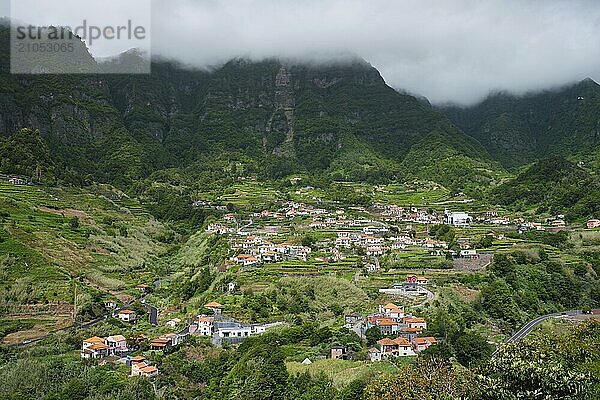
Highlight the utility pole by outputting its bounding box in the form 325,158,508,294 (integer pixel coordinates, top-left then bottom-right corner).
73,279,77,325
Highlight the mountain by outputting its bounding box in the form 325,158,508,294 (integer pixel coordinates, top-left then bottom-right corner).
442,79,600,168
0,23,497,190
489,157,600,220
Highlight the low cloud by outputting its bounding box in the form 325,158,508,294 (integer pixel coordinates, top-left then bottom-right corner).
6,0,600,105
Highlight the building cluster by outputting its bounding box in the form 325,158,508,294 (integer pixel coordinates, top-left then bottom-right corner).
81,335,129,359
334,231,387,256
365,303,428,338
245,202,332,220
229,235,312,266
276,201,328,219
369,335,437,361
204,202,491,270
80,334,172,378
78,300,276,379
375,204,523,228
475,211,511,225
189,302,273,345
335,230,450,250
373,204,445,224
129,355,159,378
343,302,437,361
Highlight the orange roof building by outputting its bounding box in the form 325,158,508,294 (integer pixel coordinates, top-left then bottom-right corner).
392,337,411,346
83,336,106,344
377,338,397,347
403,317,425,323
88,343,109,350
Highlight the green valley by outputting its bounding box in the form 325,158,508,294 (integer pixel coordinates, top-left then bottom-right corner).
1,9,600,399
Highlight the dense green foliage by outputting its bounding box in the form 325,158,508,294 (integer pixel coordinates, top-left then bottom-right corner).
443,78,600,168
490,157,600,221
365,320,600,399
0,23,500,197
474,250,599,330
149,325,366,399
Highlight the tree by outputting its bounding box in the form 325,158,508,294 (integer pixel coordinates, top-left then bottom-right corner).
452,332,493,368
475,337,595,399
480,278,521,327
419,341,454,360
226,342,289,400
365,326,382,346
301,234,316,248
338,380,366,400
475,235,493,249
364,358,473,400
69,216,80,229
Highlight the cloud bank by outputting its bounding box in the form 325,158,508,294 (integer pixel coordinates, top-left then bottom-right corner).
5,0,600,105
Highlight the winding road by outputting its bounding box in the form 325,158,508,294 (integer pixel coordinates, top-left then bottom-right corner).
505,310,581,344
492,309,581,356
143,300,159,326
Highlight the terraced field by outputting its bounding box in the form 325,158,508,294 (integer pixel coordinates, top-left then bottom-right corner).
0,181,169,337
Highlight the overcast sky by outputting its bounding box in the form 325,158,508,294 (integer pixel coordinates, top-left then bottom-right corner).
3,0,600,105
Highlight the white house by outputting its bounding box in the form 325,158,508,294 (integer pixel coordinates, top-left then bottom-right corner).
105,335,128,355
412,337,437,352
445,210,471,227
377,337,416,357
232,254,259,266
81,336,109,358
403,317,427,330
460,249,478,258
368,348,382,362
196,316,214,336
131,362,159,378
117,310,137,322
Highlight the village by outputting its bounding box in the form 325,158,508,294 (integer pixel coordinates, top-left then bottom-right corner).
204,201,540,272
204,199,600,275
8,181,598,385
80,290,437,380
79,300,281,378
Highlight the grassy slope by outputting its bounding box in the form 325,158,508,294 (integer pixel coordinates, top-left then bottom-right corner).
0,181,169,327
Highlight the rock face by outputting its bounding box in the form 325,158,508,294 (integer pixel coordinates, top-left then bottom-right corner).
274,66,294,110
271,67,296,157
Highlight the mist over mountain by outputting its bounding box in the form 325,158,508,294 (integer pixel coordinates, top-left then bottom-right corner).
4,1,600,104
0,23,500,192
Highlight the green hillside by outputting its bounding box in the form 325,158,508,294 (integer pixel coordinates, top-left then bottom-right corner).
0,24,499,192
0,180,171,339
489,157,600,220
442,79,600,168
